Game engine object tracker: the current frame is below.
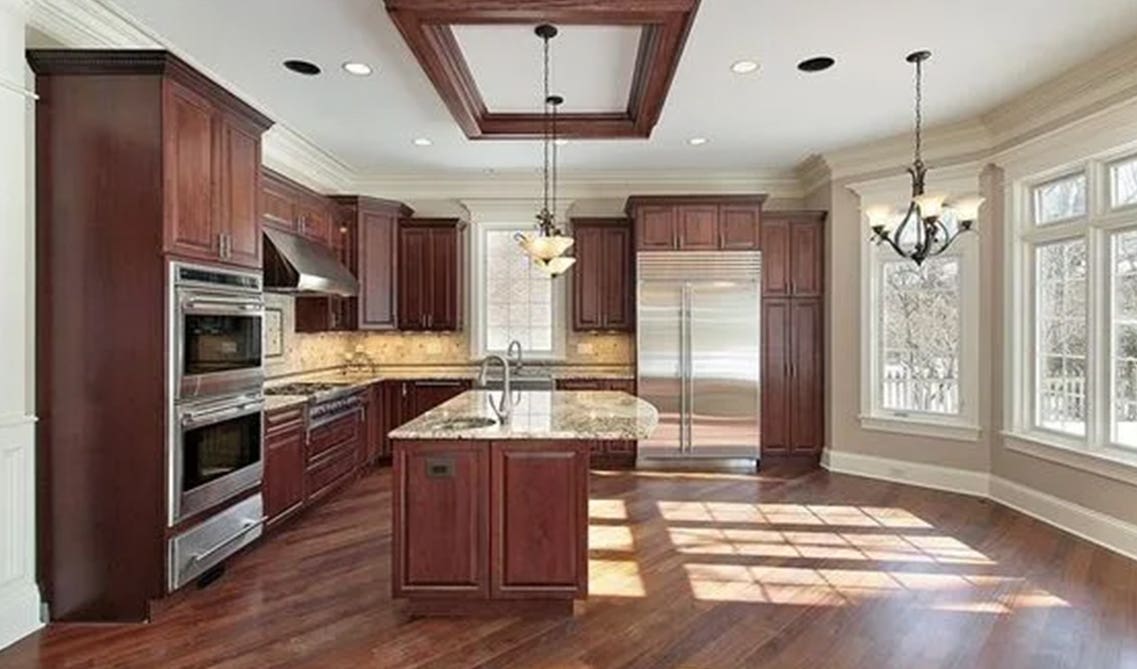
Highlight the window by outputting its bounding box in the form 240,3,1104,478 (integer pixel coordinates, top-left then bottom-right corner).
860,201,979,441
1033,173,1087,225
879,257,962,415
471,222,565,359
1110,157,1137,209
1035,239,1087,436
1010,151,1137,464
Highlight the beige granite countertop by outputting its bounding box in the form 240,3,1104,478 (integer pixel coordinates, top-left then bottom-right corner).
265,394,309,412
388,390,658,441
269,364,634,387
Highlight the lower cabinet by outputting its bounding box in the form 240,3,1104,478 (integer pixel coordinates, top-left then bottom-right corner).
392,440,589,603
761,297,824,458
398,378,473,420
264,405,306,524
306,408,364,503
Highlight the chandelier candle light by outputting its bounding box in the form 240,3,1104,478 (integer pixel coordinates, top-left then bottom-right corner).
868,50,984,265
515,23,576,277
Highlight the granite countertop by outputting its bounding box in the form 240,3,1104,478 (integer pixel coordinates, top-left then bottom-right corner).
265,394,309,412
388,390,658,441
268,364,635,388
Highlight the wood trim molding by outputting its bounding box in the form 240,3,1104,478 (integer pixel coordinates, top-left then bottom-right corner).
383,0,700,139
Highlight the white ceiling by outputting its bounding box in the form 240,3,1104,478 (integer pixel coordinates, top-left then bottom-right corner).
453,24,640,113
106,0,1137,175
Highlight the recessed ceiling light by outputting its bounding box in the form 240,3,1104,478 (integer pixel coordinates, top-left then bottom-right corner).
797,56,836,73
688,137,708,146
554,138,569,146
342,61,373,76
412,137,432,147
731,60,759,74
283,59,321,76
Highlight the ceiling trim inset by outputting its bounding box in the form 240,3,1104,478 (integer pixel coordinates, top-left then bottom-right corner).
383,0,701,139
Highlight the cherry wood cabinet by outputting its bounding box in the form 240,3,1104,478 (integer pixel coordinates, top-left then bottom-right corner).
334,196,413,331
398,379,473,420
30,49,273,621
260,168,338,247
398,220,466,331
761,297,824,458
571,218,633,331
761,211,826,297
490,442,589,599
163,81,267,269
264,405,306,525
392,439,588,609
627,196,766,252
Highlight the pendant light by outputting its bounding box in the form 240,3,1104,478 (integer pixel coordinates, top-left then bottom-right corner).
514,23,575,277
869,51,984,265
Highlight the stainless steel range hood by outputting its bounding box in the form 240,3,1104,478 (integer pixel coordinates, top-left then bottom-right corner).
263,228,358,297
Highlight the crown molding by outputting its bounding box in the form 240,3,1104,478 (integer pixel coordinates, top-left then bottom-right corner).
821,118,994,184
846,160,985,207
28,0,356,195
794,154,831,197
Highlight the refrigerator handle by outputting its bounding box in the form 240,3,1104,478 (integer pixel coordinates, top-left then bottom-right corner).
683,283,693,453
679,283,687,453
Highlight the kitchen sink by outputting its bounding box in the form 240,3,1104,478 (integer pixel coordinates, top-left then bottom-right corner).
436,416,497,431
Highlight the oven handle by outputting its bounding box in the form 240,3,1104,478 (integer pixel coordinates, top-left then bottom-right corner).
180,401,264,429
181,296,265,314
189,516,266,564
308,406,364,433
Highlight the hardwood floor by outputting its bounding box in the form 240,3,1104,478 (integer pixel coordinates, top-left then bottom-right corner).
4,464,1137,668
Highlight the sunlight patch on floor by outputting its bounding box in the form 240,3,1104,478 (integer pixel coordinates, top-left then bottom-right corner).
589,498,628,520
588,559,646,597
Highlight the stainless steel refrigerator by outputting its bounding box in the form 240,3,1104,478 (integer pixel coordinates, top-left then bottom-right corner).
636,251,761,462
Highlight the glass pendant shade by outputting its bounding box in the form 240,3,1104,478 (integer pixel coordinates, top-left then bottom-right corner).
516,232,574,261
913,192,947,218
864,205,894,231
951,195,985,222
533,256,576,277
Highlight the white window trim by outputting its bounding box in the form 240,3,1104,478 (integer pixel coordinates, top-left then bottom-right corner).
853,168,982,442
1006,144,1137,470
467,217,568,362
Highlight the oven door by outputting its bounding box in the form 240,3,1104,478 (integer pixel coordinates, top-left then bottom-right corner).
176,290,265,400
171,394,264,525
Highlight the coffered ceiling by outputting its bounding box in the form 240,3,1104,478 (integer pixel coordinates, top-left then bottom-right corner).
101,0,1137,175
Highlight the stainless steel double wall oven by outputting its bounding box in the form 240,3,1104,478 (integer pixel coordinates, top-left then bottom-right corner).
167,261,266,589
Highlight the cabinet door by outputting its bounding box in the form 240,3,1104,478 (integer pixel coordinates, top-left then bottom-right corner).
429,227,461,331
164,81,218,261
398,227,429,330
602,226,634,330
677,205,719,250
761,299,791,455
264,423,305,522
571,225,605,330
719,205,761,250
358,210,399,330
261,173,297,233
635,205,677,250
790,220,824,297
411,380,470,418
218,115,262,268
760,219,791,296
393,441,489,597
490,441,588,598
298,201,332,246
789,299,824,454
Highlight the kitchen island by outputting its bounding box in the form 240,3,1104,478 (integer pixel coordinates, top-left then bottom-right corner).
389,390,658,616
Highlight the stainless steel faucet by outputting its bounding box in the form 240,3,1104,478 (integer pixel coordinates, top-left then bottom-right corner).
477,354,513,421
506,340,523,371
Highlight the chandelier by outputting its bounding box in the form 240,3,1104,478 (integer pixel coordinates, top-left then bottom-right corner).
868,50,984,265
514,23,576,277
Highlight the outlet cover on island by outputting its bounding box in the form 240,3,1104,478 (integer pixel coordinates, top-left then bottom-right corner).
577,342,594,355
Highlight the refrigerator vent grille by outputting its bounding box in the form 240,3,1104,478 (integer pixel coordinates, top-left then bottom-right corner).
637,252,762,281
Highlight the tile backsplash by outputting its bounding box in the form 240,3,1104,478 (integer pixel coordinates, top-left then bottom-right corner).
264,294,633,378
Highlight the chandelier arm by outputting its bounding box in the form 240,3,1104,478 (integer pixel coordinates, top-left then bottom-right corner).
892,199,918,251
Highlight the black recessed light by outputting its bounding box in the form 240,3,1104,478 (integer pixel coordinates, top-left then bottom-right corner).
283,59,321,76
797,56,835,73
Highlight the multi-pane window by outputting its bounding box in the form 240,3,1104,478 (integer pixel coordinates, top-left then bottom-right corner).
1035,239,1088,436
1113,230,1137,448
879,257,962,415
482,228,555,354
1033,173,1087,225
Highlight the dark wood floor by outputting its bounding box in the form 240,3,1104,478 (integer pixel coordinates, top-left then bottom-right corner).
5,464,1137,668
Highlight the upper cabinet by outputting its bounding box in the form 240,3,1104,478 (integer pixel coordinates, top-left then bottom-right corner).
761,211,826,297
398,220,465,331
626,196,766,252
334,196,413,331
261,168,336,246
571,218,634,332
162,76,271,269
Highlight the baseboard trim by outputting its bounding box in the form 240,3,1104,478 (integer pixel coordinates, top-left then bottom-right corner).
822,448,1137,563
0,581,42,650
821,449,990,497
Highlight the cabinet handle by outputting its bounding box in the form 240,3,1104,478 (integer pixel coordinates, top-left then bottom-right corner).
401,382,408,398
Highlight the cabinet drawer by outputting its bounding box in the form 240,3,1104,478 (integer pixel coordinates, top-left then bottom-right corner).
307,410,362,460
306,444,357,502
265,405,305,434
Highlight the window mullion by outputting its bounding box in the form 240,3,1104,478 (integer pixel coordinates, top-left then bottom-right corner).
1088,226,1109,451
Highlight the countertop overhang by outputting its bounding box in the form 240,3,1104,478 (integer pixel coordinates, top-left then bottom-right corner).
388,390,658,441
